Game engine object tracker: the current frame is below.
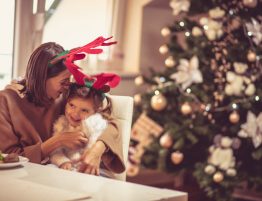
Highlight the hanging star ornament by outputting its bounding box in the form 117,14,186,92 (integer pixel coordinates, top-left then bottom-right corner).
246,18,262,46
170,55,203,90
238,111,262,148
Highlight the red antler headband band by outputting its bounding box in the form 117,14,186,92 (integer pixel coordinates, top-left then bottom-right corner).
49,36,121,92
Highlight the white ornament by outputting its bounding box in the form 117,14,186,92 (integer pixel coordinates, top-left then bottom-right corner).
226,168,237,177
221,136,233,148
205,165,216,174
170,55,203,90
209,7,225,19
245,84,255,96
199,17,224,41
233,62,248,74
225,71,251,96
169,0,190,16
192,26,203,37
238,111,262,148
208,144,236,170
246,18,262,46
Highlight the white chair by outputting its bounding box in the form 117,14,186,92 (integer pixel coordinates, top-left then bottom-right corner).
109,95,134,181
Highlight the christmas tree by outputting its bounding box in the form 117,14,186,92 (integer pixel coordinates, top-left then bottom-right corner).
129,0,262,200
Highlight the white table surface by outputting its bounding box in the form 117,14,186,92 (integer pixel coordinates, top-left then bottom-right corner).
0,162,187,201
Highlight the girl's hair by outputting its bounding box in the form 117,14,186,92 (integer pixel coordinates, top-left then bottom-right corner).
19,42,67,106
66,83,113,119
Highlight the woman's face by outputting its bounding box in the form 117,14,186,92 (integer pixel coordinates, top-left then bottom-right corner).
65,97,95,127
46,70,71,100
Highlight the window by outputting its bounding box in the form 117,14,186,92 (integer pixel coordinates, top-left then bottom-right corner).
0,0,15,89
42,0,114,73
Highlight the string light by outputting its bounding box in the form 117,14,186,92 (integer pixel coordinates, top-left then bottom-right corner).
205,104,211,111
159,77,166,83
255,96,260,101
247,31,253,36
186,88,192,93
229,10,234,15
154,90,160,95
232,103,238,109
185,31,191,37
179,21,185,27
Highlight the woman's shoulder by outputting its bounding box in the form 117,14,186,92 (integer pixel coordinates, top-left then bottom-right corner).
0,81,25,99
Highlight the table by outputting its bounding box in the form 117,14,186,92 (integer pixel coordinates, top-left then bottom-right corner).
0,162,187,201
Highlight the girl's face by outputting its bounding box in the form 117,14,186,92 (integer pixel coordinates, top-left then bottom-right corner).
65,97,95,127
46,70,71,100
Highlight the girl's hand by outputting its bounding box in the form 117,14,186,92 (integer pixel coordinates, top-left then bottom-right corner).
60,162,73,170
79,141,107,175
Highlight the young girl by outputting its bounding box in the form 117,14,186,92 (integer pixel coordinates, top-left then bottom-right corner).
50,83,112,173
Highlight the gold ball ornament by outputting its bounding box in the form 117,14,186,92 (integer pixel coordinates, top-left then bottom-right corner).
161,27,171,37
171,151,184,165
160,134,173,148
134,76,144,86
213,172,224,183
127,163,140,177
134,94,142,105
243,0,257,7
165,56,176,68
181,102,192,115
159,45,168,55
151,94,167,111
229,111,240,124
247,51,257,62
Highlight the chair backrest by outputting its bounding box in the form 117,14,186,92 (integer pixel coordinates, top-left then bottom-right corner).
109,95,134,181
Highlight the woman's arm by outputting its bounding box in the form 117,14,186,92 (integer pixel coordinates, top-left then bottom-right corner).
0,97,88,163
41,132,88,159
0,96,43,163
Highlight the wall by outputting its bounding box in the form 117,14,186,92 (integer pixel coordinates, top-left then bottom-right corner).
122,0,151,74
140,6,173,75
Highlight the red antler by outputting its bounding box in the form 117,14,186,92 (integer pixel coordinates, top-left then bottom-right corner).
50,36,117,85
91,73,121,93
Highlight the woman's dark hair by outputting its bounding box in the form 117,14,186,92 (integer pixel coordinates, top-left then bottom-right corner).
19,42,67,106
66,83,112,119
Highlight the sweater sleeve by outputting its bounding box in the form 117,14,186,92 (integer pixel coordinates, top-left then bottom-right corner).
50,148,71,167
97,120,125,173
0,96,42,163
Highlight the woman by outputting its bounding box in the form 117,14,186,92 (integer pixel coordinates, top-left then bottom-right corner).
0,42,125,176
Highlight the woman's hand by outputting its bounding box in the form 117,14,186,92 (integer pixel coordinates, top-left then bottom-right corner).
58,131,88,150
79,141,107,175
41,131,88,158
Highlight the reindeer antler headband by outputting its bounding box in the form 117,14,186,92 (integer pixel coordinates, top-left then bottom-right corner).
49,36,121,93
